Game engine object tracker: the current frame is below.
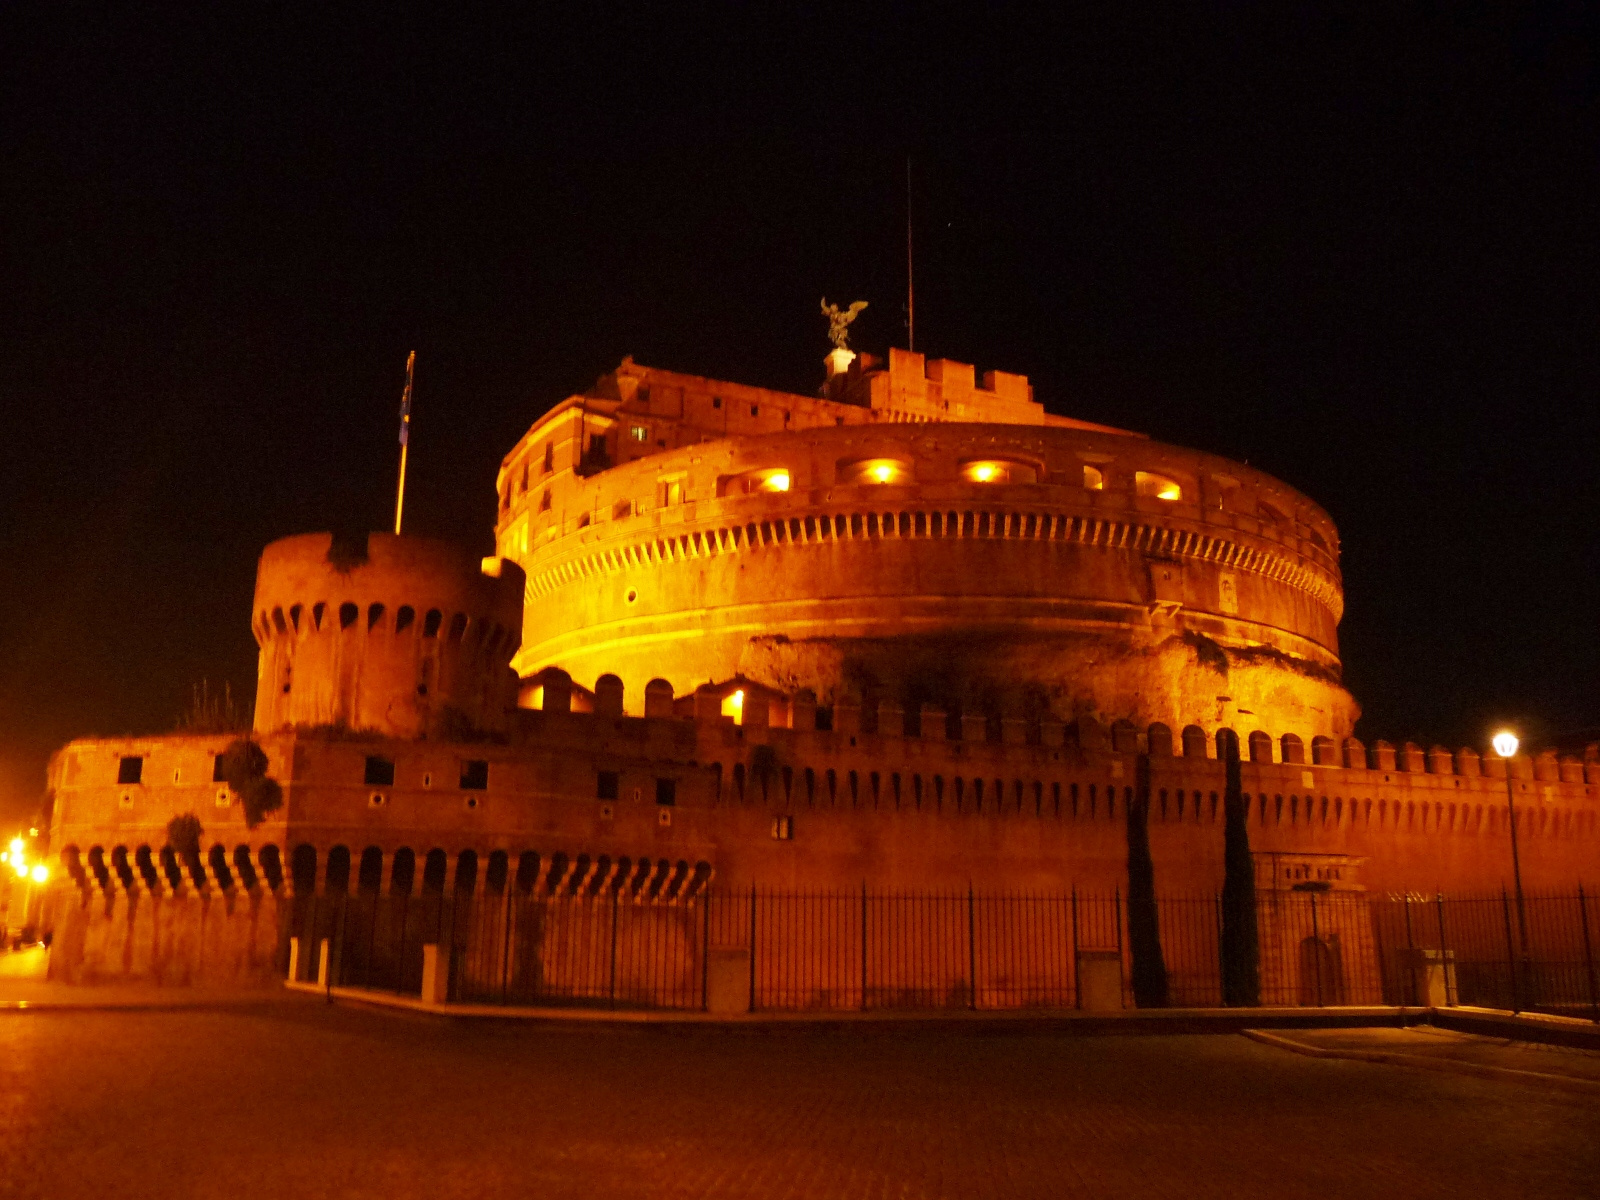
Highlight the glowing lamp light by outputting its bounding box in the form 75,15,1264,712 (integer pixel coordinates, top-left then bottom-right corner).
1155,481,1182,500
966,462,1001,483
870,464,895,483
8,837,22,857
30,864,48,884
1492,731,1519,759
0,851,7,863
12,860,27,878
722,689,746,722
761,471,791,493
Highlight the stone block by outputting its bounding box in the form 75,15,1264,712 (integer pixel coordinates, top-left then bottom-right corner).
421,943,448,1005
706,948,752,1014
1076,950,1123,1012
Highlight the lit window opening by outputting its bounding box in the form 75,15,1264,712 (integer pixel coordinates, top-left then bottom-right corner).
839,457,912,486
960,459,1039,485
1136,471,1183,501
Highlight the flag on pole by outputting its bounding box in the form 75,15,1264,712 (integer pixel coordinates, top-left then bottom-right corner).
398,351,414,444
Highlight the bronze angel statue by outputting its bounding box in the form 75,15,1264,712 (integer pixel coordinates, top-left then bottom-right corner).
821,298,868,350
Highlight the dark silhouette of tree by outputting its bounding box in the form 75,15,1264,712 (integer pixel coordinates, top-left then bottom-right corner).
166,813,205,886
1126,754,1169,1007
1219,730,1261,1006
219,738,283,829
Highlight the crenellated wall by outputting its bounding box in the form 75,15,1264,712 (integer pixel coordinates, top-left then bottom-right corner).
47,680,1600,923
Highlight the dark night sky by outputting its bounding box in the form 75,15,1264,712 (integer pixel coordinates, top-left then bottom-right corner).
2,6,1596,828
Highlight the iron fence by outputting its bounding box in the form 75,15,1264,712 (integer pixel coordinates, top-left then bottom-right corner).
287,886,1600,1019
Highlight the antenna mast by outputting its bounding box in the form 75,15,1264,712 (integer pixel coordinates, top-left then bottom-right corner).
393,351,415,535
906,157,915,353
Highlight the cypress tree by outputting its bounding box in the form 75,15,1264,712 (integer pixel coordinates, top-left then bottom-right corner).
1219,730,1261,1006
1126,753,1169,1006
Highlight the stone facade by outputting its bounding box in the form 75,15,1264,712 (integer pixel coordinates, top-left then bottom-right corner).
37,351,1600,989
496,352,1354,742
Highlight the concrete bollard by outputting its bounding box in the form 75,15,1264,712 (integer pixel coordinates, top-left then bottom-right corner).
421,943,448,1005
1076,950,1124,1012
706,948,753,1014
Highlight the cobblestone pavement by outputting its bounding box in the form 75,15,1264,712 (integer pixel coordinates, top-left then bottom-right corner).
2,998,1597,1200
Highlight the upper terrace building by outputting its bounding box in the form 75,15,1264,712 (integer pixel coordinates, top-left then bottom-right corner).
494,349,1355,745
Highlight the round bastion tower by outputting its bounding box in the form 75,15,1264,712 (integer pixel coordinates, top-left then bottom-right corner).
496,352,1358,741
252,532,524,739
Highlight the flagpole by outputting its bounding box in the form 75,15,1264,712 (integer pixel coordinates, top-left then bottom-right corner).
394,351,415,535
906,156,915,353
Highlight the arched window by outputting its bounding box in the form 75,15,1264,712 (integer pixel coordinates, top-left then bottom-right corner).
259,844,284,891
325,845,351,893
454,850,478,896
289,844,316,896
1135,471,1183,501
208,845,234,889
1248,731,1274,763
423,609,443,638
357,847,383,893
421,849,448,893
395,606,415,633
367,603,386,631
339,602,358,630
232,846,259,890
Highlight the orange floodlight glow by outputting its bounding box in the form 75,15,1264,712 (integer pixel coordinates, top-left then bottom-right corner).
761,471,791,493
30,864,48,884
722,689,746,722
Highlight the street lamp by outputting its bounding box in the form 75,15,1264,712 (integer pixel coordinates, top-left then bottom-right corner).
1492,731,1530,961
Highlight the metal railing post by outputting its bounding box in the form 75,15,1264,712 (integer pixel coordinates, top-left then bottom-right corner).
701,889,711,1012
1435,892,1452,1007
860,881,868,1011
1309,890,1324,1007
1500,885,1521,1014
967,884,977,1011
609,885,619,1009
1578,883,1599,1024
748,882,757,1013
1403,893,1417,1006
1070,886,1080,1009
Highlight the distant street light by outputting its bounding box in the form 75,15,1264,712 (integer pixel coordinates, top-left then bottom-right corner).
1493,731,1530,961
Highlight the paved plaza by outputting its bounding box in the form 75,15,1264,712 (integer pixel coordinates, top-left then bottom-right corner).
2,996,1597,1199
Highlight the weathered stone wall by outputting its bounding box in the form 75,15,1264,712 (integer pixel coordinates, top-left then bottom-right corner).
46,885,286,986
252,532,523,740
503,413,1354,741
50,707,1600,920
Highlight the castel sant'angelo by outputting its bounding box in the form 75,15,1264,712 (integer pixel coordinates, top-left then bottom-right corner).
38,330,1600,993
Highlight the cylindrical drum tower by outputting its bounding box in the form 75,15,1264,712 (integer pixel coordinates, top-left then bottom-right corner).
252,532,524,740
497,355,1358,743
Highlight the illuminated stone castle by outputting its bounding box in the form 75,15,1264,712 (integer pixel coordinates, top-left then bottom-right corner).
495,350,1354,743
39,348,1600,989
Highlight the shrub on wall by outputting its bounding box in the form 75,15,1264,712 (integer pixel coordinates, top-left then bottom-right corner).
219,739,283,830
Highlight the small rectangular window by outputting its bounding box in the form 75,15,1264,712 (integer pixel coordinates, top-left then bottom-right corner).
117,756,144,784
364,756,395,786
212,754,227,782
771,815,794,840
597,770,619,800
459,760,489,790
655,778,676,806
712,396,722,409
630,425,649,442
